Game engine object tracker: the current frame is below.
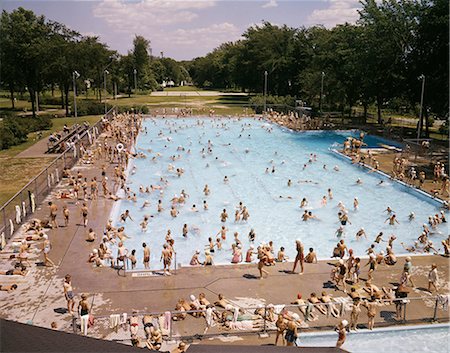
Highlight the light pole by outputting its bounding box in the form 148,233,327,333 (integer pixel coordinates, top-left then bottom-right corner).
72,71,80,119
133,68,137,93
416,74,426,141
263,71,268,114
104,69,109,114
319,71,325,117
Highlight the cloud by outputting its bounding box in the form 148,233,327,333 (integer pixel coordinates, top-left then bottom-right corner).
168,22,241,47
93,0,236,58
262,0,278,9
93,0,217,30
307,0,361,28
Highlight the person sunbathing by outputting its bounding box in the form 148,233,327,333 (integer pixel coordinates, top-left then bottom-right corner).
308,292,327,315
363,282,384,300
319,291,340,317
0,266,28,276
0,284,18,292
198,293,211,307
291,293,318,321
172,299,189,321
212,294,227,309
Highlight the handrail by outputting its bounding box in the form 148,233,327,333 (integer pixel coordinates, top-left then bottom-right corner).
86,295,439,320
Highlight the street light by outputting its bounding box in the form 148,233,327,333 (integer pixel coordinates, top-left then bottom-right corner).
72,71,80,119
133,68,137,93
104,69,109,114
319,71,325,117
416,74,426,141
263,71,268,114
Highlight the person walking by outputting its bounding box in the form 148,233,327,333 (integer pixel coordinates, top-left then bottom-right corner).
42,235,55,267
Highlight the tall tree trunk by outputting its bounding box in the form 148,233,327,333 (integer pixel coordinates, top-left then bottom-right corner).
29,86,36,118
376,95,383,124
425,107,429,138
60,88,65,109
64,84,70,117
9,86,15,109
363,102,368,124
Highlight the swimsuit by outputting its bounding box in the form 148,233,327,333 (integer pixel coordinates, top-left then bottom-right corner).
65,291,74,300
144,322,153,329
6,270,14,276
285,329,296,343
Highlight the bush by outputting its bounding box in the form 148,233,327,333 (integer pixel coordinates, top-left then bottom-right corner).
39,95,63,106
249,95,296,113
0,114,53,150
73,100,106,116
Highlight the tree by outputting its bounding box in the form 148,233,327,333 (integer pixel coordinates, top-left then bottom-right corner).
0,8,51,118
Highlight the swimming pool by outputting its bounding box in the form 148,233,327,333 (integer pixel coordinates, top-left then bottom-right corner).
112,117,445,269
298,325,450,352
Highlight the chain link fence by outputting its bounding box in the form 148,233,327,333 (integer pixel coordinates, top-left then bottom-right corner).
66,295,449,344
0,106,117,245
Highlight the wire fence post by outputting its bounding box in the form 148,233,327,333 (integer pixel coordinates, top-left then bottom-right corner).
2,208,7,240
432,297,439,322
34,179,38,204
72,315,77,334
169,311,173,341
403,300,407,323
263,305,267,334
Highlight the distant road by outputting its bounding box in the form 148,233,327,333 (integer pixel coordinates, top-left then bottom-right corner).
150,90,248,96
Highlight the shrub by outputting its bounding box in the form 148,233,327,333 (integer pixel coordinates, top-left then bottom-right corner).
73,100,106,116
0,114,53,150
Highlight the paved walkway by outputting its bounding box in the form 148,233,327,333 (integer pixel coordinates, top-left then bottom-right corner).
0,118,448,349
150,91,247,97
16,137,57,158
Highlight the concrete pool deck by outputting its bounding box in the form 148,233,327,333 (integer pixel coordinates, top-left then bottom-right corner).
0,116,448,348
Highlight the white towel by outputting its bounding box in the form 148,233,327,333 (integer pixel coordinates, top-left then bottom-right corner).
437,295,449,311
47,175,51,188
9,219,14,236
205,307,216,328
120,312,127,325
0,233,6,250
22,202,26,217
158,315,169,336
51,173,55,185
274,304,285,315
30,193,36,213
109,314,120,329
15,205,21,224
55,168,59,182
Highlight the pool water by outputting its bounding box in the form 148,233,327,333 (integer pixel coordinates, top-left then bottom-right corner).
113,117,445,269
298,325,450,352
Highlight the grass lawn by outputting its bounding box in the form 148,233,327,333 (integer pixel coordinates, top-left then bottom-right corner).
0,115,102,205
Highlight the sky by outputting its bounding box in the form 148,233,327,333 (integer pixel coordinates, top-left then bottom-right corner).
1,0,362,60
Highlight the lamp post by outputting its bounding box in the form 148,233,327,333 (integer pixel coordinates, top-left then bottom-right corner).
72,71,80,119
263,71,268,114
416,74,426,141
319,71,325,117
133,68,137,93
104,69,109,115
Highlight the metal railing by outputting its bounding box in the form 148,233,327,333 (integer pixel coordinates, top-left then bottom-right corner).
0,106,117,244
66,295,449,342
